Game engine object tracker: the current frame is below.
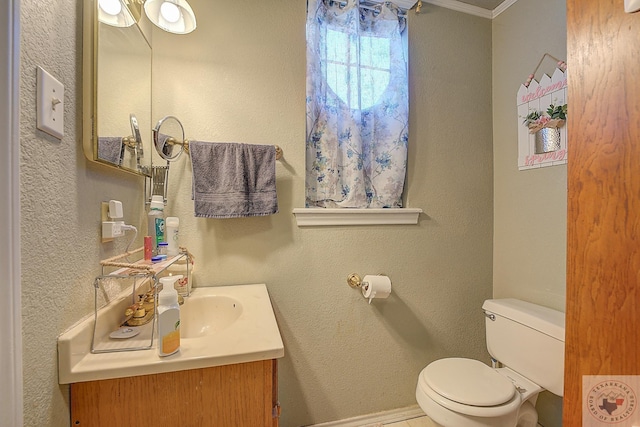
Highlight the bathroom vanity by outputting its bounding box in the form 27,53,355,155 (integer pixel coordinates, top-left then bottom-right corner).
58,283,284,427
70,359,279,426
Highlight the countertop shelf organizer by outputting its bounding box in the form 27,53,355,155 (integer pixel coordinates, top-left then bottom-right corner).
90,247,192,354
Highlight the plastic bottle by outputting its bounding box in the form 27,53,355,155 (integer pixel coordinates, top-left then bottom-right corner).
147,195,165,253
144,236,152,261
157,241,168,256
165,217,180,256
158,257,194,297
157,275,182,357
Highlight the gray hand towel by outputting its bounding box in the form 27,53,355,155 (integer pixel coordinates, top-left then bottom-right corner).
190,141,278,218
97,137,123,165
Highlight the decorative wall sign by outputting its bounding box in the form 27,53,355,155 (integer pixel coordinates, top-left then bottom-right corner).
517,54,568,170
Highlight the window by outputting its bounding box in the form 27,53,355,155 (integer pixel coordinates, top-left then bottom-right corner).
325,29,392,110
306,0,409,209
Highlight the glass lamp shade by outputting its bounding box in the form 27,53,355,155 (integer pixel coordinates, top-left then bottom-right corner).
98,0,136,27
144,0,197,34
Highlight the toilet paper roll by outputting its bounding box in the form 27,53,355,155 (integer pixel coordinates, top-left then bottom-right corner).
361,275,392,304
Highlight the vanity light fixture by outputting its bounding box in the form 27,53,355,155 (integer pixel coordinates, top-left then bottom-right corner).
98,0,136,27
144,0,197,34
98,0,197,35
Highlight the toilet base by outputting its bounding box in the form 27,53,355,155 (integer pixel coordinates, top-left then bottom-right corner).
417,390,537,427
515,401,538,427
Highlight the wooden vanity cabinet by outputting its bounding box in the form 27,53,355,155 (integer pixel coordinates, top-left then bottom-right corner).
70,359,279,427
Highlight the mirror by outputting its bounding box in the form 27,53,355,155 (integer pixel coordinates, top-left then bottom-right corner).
145,116,187,202
83,0,152,176
153,115,186,161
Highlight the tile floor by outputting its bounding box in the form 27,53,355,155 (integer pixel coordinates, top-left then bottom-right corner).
382,416,544,427
384,416,437,427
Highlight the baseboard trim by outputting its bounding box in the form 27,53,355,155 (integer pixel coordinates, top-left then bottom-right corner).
308,405,426,427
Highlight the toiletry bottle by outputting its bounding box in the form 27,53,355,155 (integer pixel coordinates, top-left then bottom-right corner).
157,241,168,256
165,216,180,256
157,275,182,357
148,195,165,253
144,236,152,261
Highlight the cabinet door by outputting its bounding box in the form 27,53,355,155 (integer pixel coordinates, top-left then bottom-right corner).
271,359,279,427
71,359,278,427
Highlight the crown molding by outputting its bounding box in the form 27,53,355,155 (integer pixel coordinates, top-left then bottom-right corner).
492,0,519,18
423,0,493,18
422,0,519,19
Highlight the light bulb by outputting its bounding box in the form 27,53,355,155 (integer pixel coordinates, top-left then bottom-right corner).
160,2,181,23
144,0,196,34
99,0,122,16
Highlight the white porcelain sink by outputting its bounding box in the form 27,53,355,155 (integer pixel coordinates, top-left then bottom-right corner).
57,284,284,384
181,295,242,338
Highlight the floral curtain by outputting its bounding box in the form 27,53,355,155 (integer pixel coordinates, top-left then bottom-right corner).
306,0,409,208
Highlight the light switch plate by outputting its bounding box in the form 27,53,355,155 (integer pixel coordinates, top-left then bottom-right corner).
36,66,64,139
625,0,640,12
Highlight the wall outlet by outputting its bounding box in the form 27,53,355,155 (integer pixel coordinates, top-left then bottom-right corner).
101,201,127,242
101,202,110,222
101,202,113,243
102,221,125,240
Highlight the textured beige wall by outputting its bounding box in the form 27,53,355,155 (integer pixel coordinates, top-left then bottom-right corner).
19,0,492,425
492,0,567,312
152,1,493,425
492,1,567,426
19,0,146,425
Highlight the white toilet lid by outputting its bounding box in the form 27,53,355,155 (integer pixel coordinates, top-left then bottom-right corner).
423,358,516,407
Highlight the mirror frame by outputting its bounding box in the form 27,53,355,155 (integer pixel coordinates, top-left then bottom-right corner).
153,115,186,161
82,0,152,177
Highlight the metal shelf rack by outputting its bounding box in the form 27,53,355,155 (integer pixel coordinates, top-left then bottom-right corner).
90,247,191,354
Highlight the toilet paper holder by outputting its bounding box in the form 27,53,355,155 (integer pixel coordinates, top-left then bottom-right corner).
347,273,392,304
347,273,365,289
347,273,385,290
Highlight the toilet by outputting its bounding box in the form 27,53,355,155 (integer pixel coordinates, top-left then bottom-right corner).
415,298,565,427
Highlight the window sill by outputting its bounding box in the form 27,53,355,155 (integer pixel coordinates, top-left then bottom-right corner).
292,208,422,227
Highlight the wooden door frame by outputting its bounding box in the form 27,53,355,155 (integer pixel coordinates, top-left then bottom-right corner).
0,0,23,425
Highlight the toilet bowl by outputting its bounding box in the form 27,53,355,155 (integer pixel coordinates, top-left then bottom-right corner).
415,299,565,427
416,358,541,427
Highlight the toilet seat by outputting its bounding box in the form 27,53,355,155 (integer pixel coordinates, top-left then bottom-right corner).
417,358,523,418
425,358,515,406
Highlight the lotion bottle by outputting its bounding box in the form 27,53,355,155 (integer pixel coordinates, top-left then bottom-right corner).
157,275,182,357
165,216,180,256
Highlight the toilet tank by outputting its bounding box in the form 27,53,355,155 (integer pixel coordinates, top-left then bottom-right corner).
482,298,565,396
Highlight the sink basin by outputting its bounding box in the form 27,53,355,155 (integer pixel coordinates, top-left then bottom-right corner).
57,284,284,384
181,295,242,338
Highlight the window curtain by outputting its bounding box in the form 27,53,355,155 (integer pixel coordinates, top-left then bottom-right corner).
306,0,409,208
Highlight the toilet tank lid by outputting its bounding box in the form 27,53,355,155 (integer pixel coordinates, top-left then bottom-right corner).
482,298,565,342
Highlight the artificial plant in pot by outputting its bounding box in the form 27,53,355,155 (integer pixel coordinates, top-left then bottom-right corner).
523,104,567,154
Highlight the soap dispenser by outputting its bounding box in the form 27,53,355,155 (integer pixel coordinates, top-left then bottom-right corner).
157,275,183,357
